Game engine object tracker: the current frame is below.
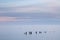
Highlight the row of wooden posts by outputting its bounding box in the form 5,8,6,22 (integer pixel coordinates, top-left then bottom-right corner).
24,31,47,35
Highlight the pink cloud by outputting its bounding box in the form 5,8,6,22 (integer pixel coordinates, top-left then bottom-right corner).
0,16,32,22
0,16,17,22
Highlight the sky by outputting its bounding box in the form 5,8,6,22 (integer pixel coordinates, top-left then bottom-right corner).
0,0,60,40
0,0,60,25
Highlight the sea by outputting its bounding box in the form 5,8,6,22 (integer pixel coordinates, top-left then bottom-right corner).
0,25,60,40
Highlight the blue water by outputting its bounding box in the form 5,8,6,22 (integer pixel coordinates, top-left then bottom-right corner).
0,25,60,40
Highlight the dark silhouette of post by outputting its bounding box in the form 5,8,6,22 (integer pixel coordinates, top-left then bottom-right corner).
24,32,27,35
29,32,32,35
35,31,37,34
39,31,42,34
44,31,47,33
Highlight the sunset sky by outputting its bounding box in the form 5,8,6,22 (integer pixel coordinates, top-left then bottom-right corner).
0,0,60,25
0,0,60,40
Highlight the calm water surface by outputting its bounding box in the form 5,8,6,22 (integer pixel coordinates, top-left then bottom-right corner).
0,25,60,40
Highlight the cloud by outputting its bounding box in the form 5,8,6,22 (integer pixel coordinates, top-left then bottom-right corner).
0,0,60,19
0,6,60,19
0,0,60,7
0,5,60,14
0,0,60,14
0,16,33,22
0,16,17,22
